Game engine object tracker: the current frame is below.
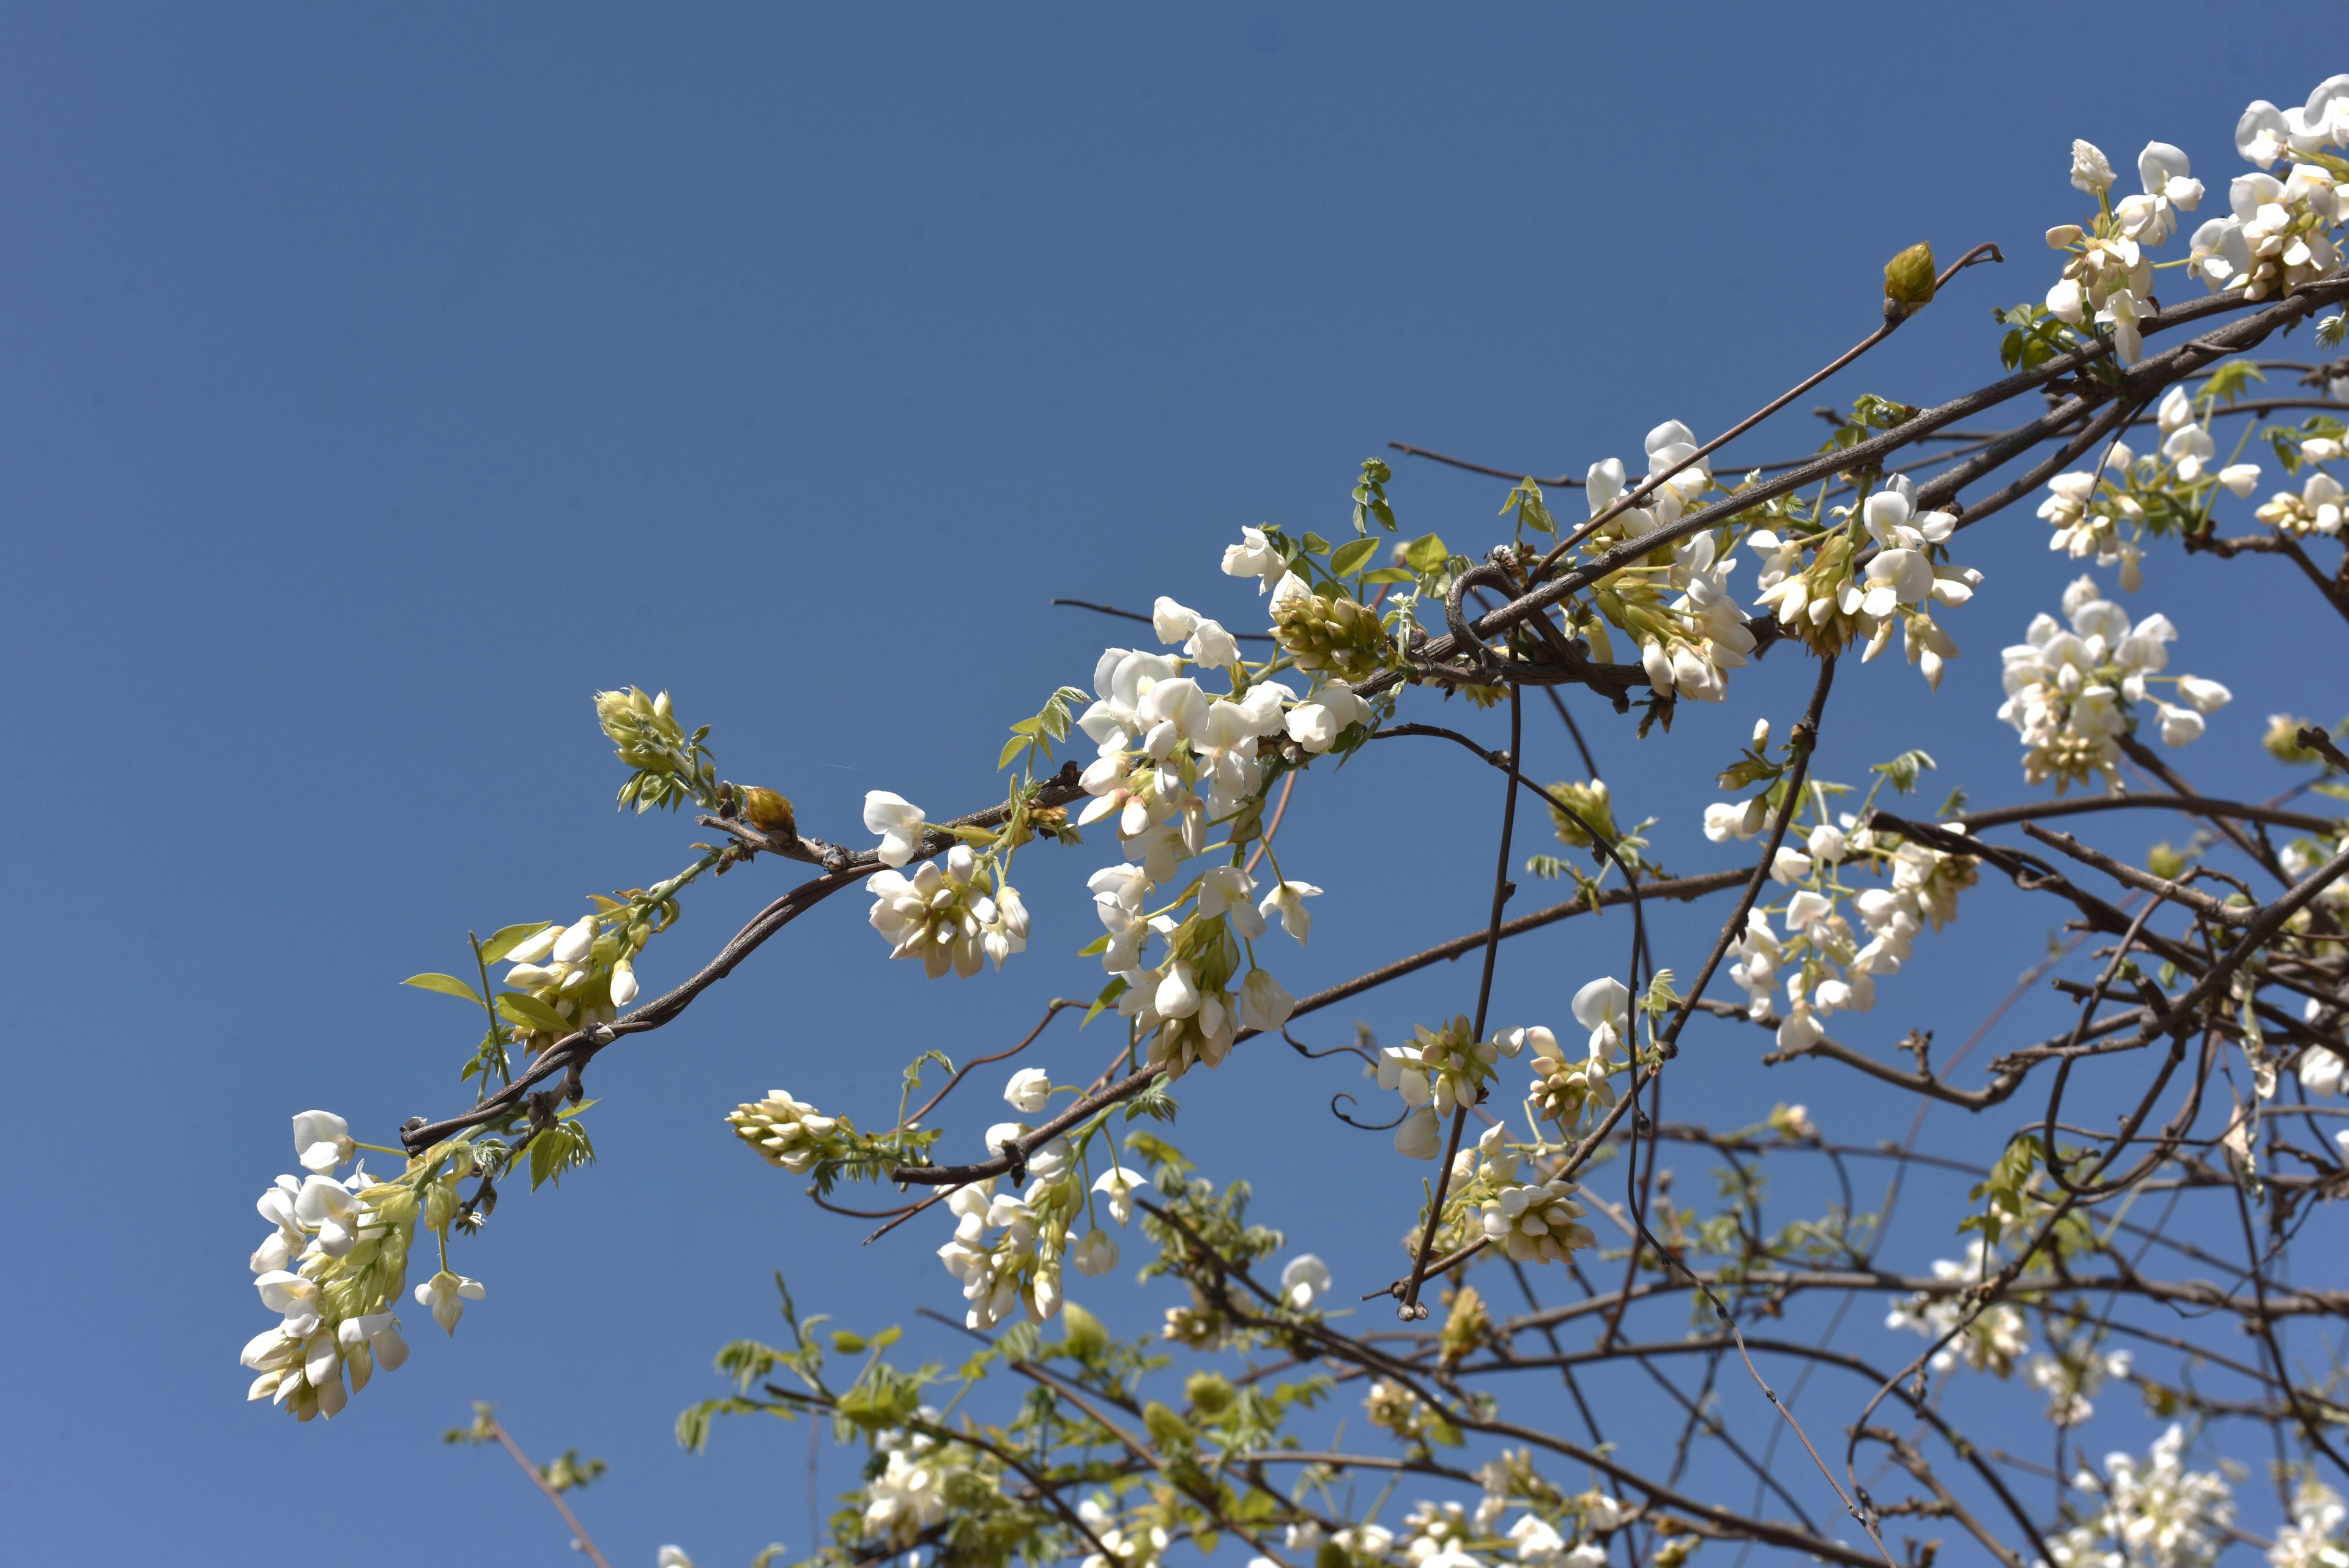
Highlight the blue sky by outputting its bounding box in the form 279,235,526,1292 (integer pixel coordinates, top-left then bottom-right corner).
2,5,2339,1563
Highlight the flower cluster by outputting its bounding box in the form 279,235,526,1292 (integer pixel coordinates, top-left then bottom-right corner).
2027,1338,2132,1429
242,1111,437,1421
1074,589,1329,1078
859,795,1030,979
861,1415,993,1548
2046,1424,2235,1568
2258,466,2347,538
2270,1484,2349,1568
2036,411,2264,587
2186,76,2349,302
931,1080,1145,1329
1568,422,1770,702
2045,140,2205,363
1749,477,1980,682
1704,793,1975,1055
1377,1016,1532,1159
501,909,648,1032
726,1090,853,1174
1997,575,2232,790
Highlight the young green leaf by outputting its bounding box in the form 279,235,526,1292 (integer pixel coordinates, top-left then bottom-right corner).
496,991,578,1039
403,973,486,1006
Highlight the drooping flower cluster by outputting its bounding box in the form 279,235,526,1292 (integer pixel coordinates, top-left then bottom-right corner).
2027,1337,2133,1429
2037,409,2265,589
2046,1425,2235,1568
1997,575,2232,791
858,795,1030,979
1748,475,1980,682
860,1414,993,1548
1075,597,1324,1079
1568,422,1769,702
2045,139,2204,363
931,1080,1146,1329
1377,1016,1531,1159
1702,785,1976,1055
242,1110,435,1421
2187,77,2349,302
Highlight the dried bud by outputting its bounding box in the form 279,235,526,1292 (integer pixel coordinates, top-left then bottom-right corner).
1883,242,1937,308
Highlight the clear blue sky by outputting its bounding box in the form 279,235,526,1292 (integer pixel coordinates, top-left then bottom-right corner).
2,6,2336,1562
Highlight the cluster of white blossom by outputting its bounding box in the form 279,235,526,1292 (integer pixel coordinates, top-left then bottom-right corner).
2027,1340,2134,1429
2188,77,2349,302
1997,575,2232,791
2046,139,2204,362
1883,1240,2030,1377
2046,1425,2235,1568
500,910,645,1038
861,1412,987,1548
242,1110,439,1421
1702,779,1975,1055
726,1088,852,1173
1575,422,1761,702
929,1074,1149,1329
2038,404,2263,589
1376,1015,1531,1158
2271,1484,2349,1568
2258,464,2348,538
1273,1452,1629,1568
861,796,1030,979
1747,476,1980,687
1075,589,1329,1079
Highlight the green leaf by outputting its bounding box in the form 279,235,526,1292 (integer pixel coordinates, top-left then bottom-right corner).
831,1330,867,1353
403,973,486,1006
1327,537,1379,578
478,923,555,967
998,734,1030,770
496,991,578,1039
1357,566,1416,584
1402,532,1449,573
1871,749,1937,795
1083,975,1128,1027
1299,532,1330,555
1074,932,1112,957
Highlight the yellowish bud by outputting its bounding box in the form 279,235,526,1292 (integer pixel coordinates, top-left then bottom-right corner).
739,787,796,837
1883,242,1937,307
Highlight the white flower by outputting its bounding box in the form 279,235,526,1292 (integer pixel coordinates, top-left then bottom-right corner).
414,1271,486,1336
1769,845,1813,883
607,959,639,1007
1238,967,1296,1033
1286,685,1370,752
503,924,559,964
1260,879,1323,942
1069,1228,1120,1277
2117,141,2203,244
1278,1253,1332,1308
2174,675,2232,713
1003,1068,1052,1115
1152,595,1202,644
1092,1165,1147,1225
2096,288,2149,365
1197,866,1264,937
1393,1106,1444,1161
1704,797,1769,842
1508,1515,1565,1567
658,1550,699,1568
1806,823,1847,864
864,847,997,979
1572,976,1630,1057
292,1110,354,1175
2071,138,2115,193
1222,526,1285,592
863,791,927,868
2301,1047,2347,1096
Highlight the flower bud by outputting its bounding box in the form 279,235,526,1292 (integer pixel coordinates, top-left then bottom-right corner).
1883,242,1937,307
739,787,795,836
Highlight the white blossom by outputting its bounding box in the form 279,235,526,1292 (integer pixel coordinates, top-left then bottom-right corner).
1003,1068,1052,1115
1278,1253,1332,1308
862,790,927,868
292,1110,354,1175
